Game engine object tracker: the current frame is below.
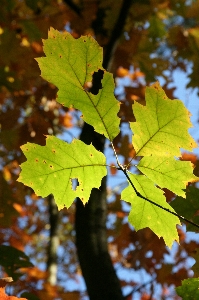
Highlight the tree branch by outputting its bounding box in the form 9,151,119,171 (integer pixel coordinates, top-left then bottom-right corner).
103,0,133,69
62,0,82,16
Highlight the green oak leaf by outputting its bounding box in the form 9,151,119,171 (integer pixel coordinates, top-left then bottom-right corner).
176,278,199,299
121,174,180,247
36,27,120,141
171,186,199,231
17,136,107,209
137,157,198,197
131,82,197,157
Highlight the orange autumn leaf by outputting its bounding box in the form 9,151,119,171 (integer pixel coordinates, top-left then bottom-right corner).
37,282,58,300
0,278,27,300
116,211,126,218
130,70,145,81
3,167,11,181
12,203,25,216
141,293,155,300
116,67,129,77
24,267,47,280
59,113,73,128
31,42,43,54
30,193,40,200
181,152,198,164
130,94,140,101
110,163,117,175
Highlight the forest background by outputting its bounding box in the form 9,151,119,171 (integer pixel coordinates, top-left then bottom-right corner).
1,0,199,299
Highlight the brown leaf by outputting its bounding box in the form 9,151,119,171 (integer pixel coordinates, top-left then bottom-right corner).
181,152,198,164
110,163,117,175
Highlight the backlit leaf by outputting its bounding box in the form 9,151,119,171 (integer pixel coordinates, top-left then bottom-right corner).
18,136,107,209
131,82,197,157
36,28,120,141
121,174,180,247
137,157,198,197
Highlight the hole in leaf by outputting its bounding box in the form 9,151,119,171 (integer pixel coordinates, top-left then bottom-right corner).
90,69,104,95
71,178,79,191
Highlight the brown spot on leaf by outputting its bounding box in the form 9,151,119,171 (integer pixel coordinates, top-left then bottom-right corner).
43,160,47,164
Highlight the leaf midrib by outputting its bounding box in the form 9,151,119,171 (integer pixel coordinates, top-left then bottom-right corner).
21,163,106,180
136,112,186,156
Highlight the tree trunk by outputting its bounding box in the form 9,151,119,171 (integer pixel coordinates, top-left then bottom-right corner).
76,124,124,300
46,195,59,286
75,1,133,299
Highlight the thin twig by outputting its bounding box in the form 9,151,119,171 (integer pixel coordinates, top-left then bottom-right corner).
62,0,82,16
110,141,121,167
124,277,156,299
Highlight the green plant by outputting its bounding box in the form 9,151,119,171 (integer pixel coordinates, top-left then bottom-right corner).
17,28,199,295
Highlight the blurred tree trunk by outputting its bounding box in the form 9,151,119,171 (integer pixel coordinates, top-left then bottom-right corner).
75,1,133,299
46,195,59,286
76,124,124,300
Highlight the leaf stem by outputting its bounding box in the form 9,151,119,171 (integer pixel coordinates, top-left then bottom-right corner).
111,141,121,167
117,166,199,230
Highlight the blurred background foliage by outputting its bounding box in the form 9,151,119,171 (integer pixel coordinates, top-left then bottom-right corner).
1,0,199,299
